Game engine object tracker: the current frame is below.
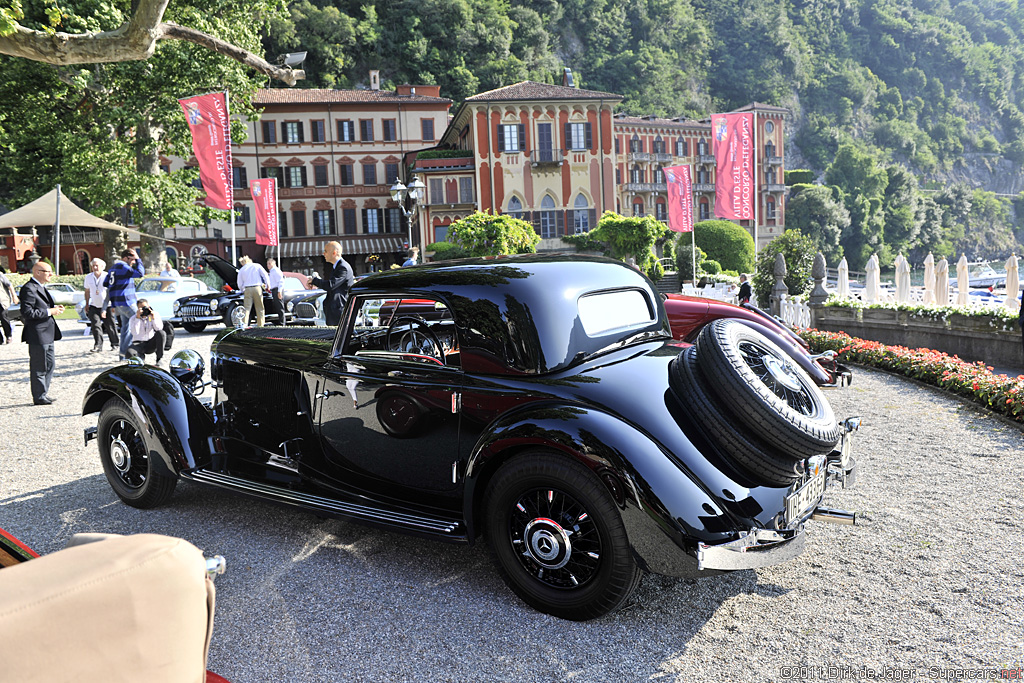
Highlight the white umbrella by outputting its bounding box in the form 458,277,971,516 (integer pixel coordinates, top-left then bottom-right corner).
956,253,970,306
935,258,950,306
837,257,850,299
895,253,911,303
922,253,935,305
864,254,881,303
1005,253,1020,311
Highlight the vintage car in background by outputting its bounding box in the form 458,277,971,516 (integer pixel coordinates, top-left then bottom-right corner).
83,255,859,621
169,254,322,332
75,276,215,326
664,293,852,387
0,526,228,682
44,282,85,305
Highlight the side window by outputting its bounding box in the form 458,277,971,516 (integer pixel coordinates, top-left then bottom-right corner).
344,296,460,368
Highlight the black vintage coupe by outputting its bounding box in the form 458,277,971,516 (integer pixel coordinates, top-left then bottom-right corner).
169,254,321,331
83,255,859,620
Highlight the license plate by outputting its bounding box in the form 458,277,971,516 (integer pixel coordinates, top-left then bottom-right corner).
184,317,195,323
785,468,826,523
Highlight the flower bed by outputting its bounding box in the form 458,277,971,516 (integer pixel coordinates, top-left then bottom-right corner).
799,328,1024,424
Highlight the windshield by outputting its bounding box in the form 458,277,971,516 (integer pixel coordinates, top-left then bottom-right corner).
282,277,304,291
138,280,177,293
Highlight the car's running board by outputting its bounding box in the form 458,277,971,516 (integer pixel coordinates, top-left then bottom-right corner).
187,470,465,537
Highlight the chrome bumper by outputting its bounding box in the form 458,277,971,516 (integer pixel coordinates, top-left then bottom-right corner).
697,416,861,572
697,527,806,571
169,315,221,324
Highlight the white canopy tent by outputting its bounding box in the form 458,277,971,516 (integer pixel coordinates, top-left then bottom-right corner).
0,186,156,273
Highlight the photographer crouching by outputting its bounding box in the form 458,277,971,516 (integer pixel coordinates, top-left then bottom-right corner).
126,299,166,365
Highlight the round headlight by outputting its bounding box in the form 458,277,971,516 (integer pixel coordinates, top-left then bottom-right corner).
173,300,180,313
210,299,219,312
286,301,294,312
169,349,206,390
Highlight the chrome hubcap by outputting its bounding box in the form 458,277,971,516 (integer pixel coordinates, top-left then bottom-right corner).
763,354,802,391
524,518,572,569
110,436,131,473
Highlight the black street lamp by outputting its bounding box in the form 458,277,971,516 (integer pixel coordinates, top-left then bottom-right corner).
390,175,426,254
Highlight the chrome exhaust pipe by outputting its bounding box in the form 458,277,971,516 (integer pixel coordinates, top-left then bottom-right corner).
810,506,856,525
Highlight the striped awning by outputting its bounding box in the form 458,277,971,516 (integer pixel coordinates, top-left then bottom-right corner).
275,235,405,260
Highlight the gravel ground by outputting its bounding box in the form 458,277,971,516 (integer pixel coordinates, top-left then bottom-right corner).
1,320,1023,682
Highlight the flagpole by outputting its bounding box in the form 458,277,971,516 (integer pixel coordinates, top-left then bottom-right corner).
226,90,237,265
53,185,62,273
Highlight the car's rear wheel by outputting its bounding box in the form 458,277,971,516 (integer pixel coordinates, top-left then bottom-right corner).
97,398,177,508
696,319,840,459
224,304,247,328
671,347,801,486
485,453,641,621
182,322,206,333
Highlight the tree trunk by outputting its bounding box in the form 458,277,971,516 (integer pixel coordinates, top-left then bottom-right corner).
136,117,166,273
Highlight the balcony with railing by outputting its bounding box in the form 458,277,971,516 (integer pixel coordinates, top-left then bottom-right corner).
651,152,673,163
530,148,564,166
697,154,715,164
762,183,787,192
693,183,715,192
765,155,783,166
627,151,650,162
623,182,667,193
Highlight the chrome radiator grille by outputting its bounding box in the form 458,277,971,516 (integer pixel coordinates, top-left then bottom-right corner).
179,302,213,317
294,301,318,319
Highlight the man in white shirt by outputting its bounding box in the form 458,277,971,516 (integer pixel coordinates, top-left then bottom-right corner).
83,258,118,353
266,257,285,325
160,261,181,279
127,299,166,364
236,255,269,327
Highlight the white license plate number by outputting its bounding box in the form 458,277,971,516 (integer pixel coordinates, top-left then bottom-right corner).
786,469,826,523
184,316,195,323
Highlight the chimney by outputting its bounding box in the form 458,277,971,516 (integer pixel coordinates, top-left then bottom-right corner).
370,70,380,91
563,67,575,88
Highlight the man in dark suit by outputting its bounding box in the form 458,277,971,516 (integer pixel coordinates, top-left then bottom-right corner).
20,262,64,405
309,241,354,326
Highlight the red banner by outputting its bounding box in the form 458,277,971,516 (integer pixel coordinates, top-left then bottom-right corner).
663,165,693,233
179,92,233,211
712,112,754,221
250,178,279,246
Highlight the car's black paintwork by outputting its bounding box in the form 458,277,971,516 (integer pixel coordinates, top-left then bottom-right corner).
84,255,823,578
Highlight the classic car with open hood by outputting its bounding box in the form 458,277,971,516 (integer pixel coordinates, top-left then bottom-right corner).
83,255,860,620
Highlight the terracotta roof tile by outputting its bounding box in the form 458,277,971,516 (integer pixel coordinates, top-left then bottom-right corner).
465,81,621,102
254,88,451,105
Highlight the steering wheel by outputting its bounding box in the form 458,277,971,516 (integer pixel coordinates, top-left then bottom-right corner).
386,316,445,362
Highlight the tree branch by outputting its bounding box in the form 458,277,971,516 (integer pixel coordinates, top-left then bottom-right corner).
0,0,303,85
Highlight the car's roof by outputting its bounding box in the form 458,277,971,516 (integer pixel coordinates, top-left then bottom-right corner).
352,254,670,374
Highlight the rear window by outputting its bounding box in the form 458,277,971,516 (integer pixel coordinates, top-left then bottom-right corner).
577,289,655,337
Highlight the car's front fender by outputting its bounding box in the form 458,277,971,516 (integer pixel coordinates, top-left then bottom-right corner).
82,366,214,477
464,405,737,577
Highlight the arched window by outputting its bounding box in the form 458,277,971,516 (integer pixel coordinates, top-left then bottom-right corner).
766,198,776,220
540,195,558,238
675,137,687,157
631,164,643,183
573,194,590,234
632,198,645,217
507,196,522,219
653,136,664,154
630,135,642,153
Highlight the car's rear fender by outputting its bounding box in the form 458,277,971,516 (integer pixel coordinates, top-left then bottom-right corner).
463,406,737,577
82,366,214,477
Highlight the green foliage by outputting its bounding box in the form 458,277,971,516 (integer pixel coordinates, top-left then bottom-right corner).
445,211,539,257
702,259,721,275
691,219,754,273
753,229,816,305
784,185,848,265
785,169,815,185
425,241,468,261
566,212,668,280
674,243,706,281
417,150,475,160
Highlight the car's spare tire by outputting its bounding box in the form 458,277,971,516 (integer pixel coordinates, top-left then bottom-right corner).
670,347,802,486
695,319,841,459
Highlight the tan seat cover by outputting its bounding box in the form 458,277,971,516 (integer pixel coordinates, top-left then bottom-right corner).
0,533,215,683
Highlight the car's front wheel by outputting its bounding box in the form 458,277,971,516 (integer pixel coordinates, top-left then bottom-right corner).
182,321,206,333
485,453,641,621
97,398,177,508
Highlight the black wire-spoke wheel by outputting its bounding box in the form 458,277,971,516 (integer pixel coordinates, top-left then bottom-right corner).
695,319,841,459
738,340,816,415
97,398,177,508
485,453,641,621
509,488,601,589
